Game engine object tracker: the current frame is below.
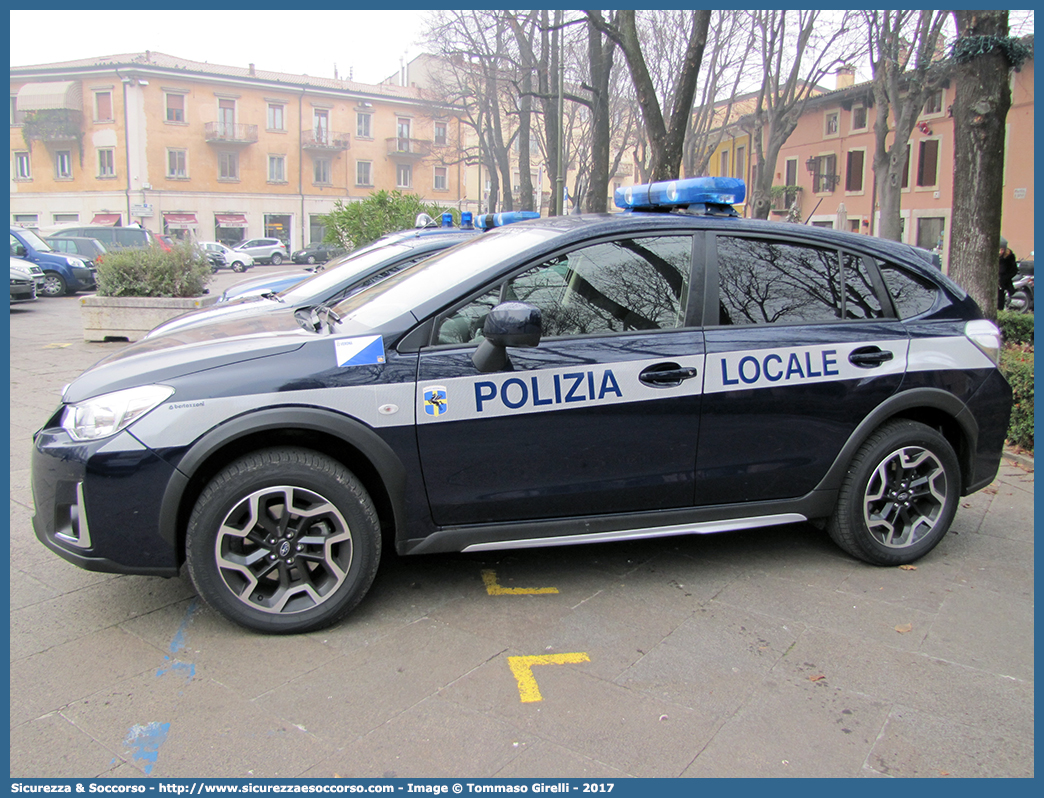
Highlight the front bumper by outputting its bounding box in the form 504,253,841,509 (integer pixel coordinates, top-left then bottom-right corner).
32,422,183,576
71,265,96,291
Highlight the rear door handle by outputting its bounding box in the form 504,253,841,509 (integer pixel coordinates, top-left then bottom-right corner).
639,362,699,387
849,346,894,368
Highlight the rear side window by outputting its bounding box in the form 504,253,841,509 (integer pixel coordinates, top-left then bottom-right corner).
113,229,149,247
716,236,886,325
878,262,939,318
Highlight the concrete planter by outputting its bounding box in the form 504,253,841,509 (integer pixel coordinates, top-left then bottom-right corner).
80,294,220,342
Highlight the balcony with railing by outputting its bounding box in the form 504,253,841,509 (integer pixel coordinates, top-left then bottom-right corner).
204,122,258,145
302,130,350,151
386,137,432,159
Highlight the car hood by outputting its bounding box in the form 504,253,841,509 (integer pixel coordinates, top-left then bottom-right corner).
64,308,376,402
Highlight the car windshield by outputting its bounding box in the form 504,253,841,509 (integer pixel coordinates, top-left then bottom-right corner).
331,226,562,328
18,229,52,252
277,243,414,304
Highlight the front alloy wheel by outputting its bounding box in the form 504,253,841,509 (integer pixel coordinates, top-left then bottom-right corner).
186,448,380,633
827,420,960,565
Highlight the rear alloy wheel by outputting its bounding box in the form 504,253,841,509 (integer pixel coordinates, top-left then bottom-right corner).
41,272,67,297
828,420,960,565
271,253,283,265
186,447,381,633
306,255,316,264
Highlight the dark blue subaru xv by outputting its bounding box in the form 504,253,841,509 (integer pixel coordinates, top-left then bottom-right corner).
31,178,1012,633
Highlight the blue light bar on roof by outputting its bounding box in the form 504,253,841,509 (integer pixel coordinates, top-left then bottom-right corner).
460,211,474,229
475,211,540,230
614,177,746,211
441,212,453,227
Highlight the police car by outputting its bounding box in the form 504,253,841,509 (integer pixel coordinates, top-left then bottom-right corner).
31,178,1011,634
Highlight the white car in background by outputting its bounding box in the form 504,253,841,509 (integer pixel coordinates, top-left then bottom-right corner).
198,241,255,273
10,256,44,303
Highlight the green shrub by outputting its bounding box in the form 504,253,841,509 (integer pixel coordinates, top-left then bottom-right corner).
1000,344,1034,451
321,190,458,249
96,241,213,298
997,309,1034,346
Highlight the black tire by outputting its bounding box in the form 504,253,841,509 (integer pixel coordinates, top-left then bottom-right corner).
41,272,67,297
827,420,960,565
185,447,381,634
271,253,283,265
231,261,246,273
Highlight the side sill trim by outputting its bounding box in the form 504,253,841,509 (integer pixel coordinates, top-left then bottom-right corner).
461,512,807,553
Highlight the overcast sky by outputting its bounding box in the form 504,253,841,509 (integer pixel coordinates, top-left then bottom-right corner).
9,10,430,86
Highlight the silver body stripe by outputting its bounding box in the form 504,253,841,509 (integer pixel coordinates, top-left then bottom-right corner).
461,513,807,552
126,334,994,449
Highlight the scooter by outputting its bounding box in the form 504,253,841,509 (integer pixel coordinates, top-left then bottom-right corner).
1006,259,1034,313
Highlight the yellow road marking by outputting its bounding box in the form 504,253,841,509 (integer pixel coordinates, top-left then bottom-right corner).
508,652,590,703
43,343,72,349
482,569,559,595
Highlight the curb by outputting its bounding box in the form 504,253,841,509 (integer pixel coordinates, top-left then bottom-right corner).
1003,448,1034,469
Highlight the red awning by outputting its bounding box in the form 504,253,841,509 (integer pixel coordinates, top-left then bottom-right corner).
214,213,248,228
164,213,198,229
90,213,121,226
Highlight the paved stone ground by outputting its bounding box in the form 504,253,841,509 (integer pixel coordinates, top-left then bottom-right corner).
8,271,1035,778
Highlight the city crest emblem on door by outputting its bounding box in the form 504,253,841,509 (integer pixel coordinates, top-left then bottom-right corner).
423,386,448,417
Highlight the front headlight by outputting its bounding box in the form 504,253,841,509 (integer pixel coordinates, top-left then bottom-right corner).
61,385,175,441
65,256,80,267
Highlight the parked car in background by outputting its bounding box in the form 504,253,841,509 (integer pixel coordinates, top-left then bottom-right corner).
198,241,254,273
148,230,480,338
152,233,174,251
10,227,96,297
49,225,151,250
292,242,347,264
45,236,107,269
234,238,288,265
10,256,43,303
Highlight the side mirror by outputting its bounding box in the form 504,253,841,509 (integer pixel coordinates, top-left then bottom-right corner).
13,244,27,258
472,302,542,373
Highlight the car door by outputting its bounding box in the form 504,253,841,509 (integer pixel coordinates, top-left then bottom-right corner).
694,233,908,505
415,233,705,526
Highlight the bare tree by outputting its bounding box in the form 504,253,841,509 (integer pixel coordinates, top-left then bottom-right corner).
588,10,712,181
948,10,1029,318
747,10,862,219
683,10,759,178
865,10,949,242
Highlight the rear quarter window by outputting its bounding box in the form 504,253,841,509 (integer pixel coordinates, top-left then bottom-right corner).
878,262,940,318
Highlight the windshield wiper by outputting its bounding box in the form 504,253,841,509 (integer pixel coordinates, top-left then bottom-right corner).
260,291,285,302
295,303,342,333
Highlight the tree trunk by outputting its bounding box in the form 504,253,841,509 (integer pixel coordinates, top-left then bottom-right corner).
586,12,614,212
948,10,1012,319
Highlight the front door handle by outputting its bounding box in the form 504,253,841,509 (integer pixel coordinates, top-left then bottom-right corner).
639,362,699,387
849,346,894,368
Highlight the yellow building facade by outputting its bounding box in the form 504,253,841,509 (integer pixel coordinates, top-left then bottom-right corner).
11,52,465,248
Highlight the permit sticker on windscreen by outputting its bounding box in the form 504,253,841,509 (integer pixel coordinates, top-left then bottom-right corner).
335,335,386,367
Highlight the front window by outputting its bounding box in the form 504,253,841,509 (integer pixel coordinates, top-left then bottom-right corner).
98,148,115,178
168,149,187,178
923,89,944,116
314,157,331,185
314,109,329,144
356,160,372,186
268,154,285,182
396,163,412,188
434,121,447,145
845,150,864,192
13,228,52,252
267,103,285,131
851,104,867,131
434,166,448,191
219,151,239,180
166,93,185,123
917,140,939,187
825,111,839,137
94,91,113,122
55,150,72,179
436,235,694,344
14,151,31,180
811,153,838,193
357,112,372,138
